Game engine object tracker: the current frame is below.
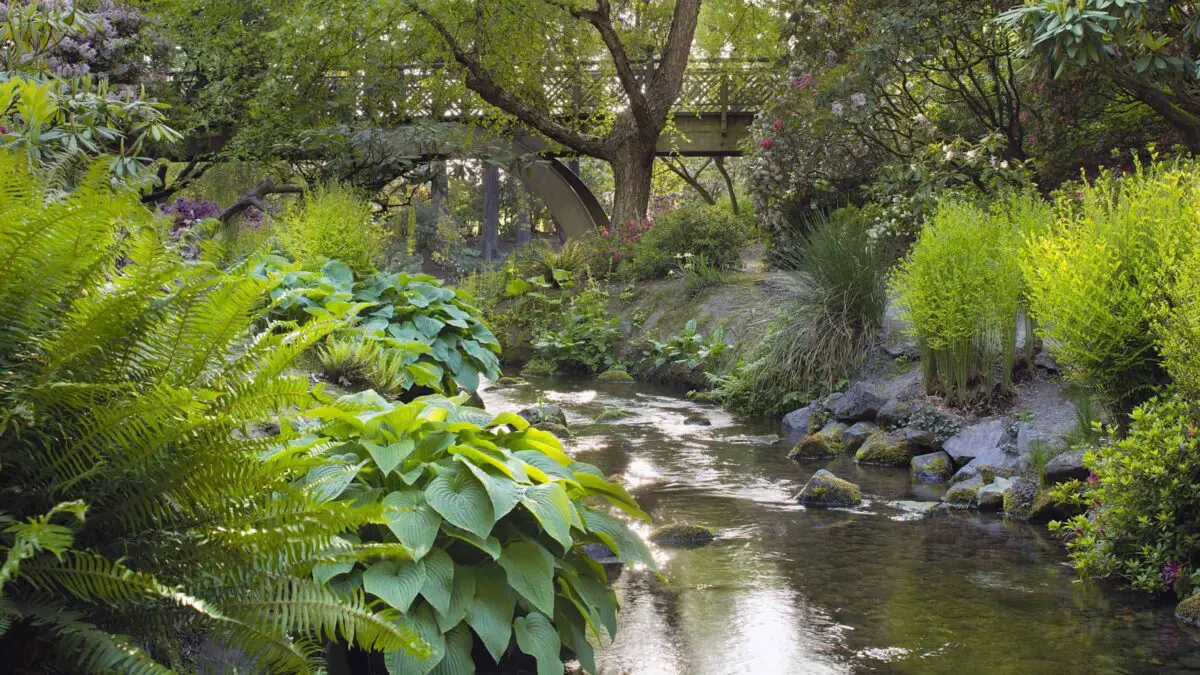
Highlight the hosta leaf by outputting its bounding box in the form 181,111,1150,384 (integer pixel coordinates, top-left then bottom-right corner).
436,565,477,632
556,602,598,674
443,524,502,560
498,541,555,616
467,578,515,663
560,567,618,637
520,483,575,550
409,361,445,389
414,314,446,339
383,490,442,560
509,429,572,465
579,506,656,571
461,460,523,520
361,438,415,475
431,623,476,675
419,549,455,615
364,559,426,613
388,603,445,675
513,611,562,675
452,444,515,480
312,558,355,585
454,362,481,392
515,451,577,483
425,470,495,539
574,472,647,520
485,412,529,431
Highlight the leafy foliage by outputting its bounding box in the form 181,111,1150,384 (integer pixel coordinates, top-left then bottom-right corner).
530,281,621,375
255,258,502,395
0,152,419,672
637,319,727,387
1050,392,1200,596
630,204,748,279
276,183,389,275
278,390,656,674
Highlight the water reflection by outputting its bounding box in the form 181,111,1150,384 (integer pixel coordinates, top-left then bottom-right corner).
480,377,1200,675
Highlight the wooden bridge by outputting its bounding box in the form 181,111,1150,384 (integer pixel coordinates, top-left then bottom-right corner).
360,59,780,235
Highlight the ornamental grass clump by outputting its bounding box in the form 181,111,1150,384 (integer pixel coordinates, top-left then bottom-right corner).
891,194,1045,403
1022,159,1200,418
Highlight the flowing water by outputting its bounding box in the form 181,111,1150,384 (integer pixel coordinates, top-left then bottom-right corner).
479,377,1200,675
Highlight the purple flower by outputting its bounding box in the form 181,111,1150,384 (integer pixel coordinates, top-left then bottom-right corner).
1087,472,1098,485
160,197,221,233
1163,561,1182,584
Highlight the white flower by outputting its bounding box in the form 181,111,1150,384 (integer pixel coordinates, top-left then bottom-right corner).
851,92,867,107
1000,160,1010,169
913,113,930,125
965,149,979,162
831,102,845,116
944,150,956,162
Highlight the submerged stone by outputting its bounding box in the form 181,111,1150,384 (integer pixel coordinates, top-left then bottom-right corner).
683,413,711,426
597,369,635,383
911,450,954,483
648,523,716,548
796,469,863,507
789,434,835,460
855,429,916,467
594,407,633,423
495,376,527,386
535,422,572,438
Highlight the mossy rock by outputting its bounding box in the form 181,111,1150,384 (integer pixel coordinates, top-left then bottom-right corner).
943,477,983,508
855,430,916,467
533,422,572,438
518,404,568,429
910,451,953,483
495,376,527,386
1176,595,1200,626
597,369,635,383
648,523,716,548
788,434,835,460
594,407,633,423
796,469,863,507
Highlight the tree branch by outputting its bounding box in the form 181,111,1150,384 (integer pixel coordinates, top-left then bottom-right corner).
219,180,305,225
571,0,654,133
645,0,702,117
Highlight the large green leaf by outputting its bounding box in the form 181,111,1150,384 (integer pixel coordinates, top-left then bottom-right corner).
383,490,442,561
361,438,415,475
513,611,562,675
520,483,575,550
418,549,455,615
461,459,522,520
442,524,502,560
364,559,426,613
514,451,576,483
425,469,495,539
388,603,445,675
435,565,477,632
579,506,656,570
430,623,476,675
556,602,597,675
497,541,555,616
559,567,618,637
466,579,515,663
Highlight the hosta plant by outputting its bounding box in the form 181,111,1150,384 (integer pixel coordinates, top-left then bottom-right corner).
0,154,420,672
281,391,655,674
254,257,502,394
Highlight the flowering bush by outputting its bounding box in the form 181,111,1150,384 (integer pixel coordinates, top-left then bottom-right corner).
1050,391,1200,596
582,217,652,278
629,204,747,280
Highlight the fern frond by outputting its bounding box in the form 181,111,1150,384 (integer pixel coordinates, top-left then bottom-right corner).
25,607,173,675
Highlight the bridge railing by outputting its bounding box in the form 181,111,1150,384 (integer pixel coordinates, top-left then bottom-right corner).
348,58,780,120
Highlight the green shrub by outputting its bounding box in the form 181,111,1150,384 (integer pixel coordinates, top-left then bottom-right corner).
631,203,748,279
531,280,621,374
677,253,732,298
637,319,727,386
892,194,1044,402
288,391,655,674
1023,160,1200,418
0,155,415,671
1050,392,1200,595
714,209,886,415
277,183,388,275
1158,249,1200,402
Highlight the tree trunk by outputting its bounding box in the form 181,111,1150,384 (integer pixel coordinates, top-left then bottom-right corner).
714,157,740,214
609,142,656,227
515,185,532,247
482,164,501,262
431,161,449,217
1104,64,1200,150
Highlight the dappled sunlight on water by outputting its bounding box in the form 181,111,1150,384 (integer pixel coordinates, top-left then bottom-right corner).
480,376,1200,674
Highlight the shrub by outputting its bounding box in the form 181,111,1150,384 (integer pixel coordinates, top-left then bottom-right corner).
288,391,655,673
277,183,388,275
531,280,621,374
677,253,732,298
630,204,747,279
714,209,886,415
637,319,727,387
0,155,416,671
1050,392,1200,596
1158,249,1200,402
1023,160,1200,418
892,195,1045,402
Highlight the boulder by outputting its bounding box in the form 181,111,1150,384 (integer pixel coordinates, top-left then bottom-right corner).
535,422,572,438
1034,346,1059,372
876,398,913,428
950,447,1024,484
596,369,635,383
976,477,1014,511
943,475,984,508
494,376,527,387
910,451,954,483
580,543,621,565
1044,449,1090,484
832,383,885,422
1177,595,1200,627
795,469,863,507
905,405,965,442
1002,476,1070,523
823,391,844,411
788,421,849,460
943,419,1008,466
855,429,917,467
781,403,820,443
517,404,568,429
648,523,716,548
843,421,879,453
904,426,939,450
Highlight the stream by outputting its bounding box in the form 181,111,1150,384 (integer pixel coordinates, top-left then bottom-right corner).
478,376,1200,675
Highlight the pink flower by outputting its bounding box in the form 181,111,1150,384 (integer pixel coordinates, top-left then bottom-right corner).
1087,472,1098,485
1163,561,1182,584
760,138,775,151
0,124,8,135
794,72,813,90
773,119,784,132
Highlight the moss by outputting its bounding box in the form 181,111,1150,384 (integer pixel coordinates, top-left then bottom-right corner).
594,407,632,423
855,430,914,467
648,523,716,547
796,469,863,507
911,453,952,482
788,435,834,460
495,376,526,386
1176,595,1200,626
944,480,981,507
597,369,635,383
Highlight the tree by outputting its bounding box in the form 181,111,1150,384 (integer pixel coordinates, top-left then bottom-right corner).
401,0,704,226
